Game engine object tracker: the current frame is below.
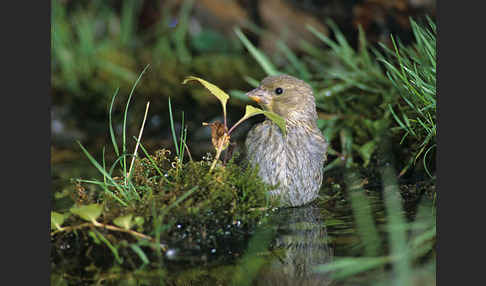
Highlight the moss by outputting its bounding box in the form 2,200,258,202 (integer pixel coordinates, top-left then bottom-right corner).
51,149,275,274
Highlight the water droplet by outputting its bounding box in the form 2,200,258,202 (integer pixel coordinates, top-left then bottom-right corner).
166,248,177,260
211,249,216,254
51,120,64,134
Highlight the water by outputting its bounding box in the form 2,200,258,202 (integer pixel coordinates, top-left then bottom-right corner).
51,161,435,286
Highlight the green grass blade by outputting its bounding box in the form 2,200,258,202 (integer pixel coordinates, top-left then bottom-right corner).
234,27,279,76
276,40,311,80
179,112,185,163
123,64,150,177
91,229,123,264
382,163,411,285
109,88,120,157
133,138,173,185
77,140,128,206
120,0,139,47
161,186,199,215
130,244,150,266
314,257,389,279
168,97,179,158
346,171,381,257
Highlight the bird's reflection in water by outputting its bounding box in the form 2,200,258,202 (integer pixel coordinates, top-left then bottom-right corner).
255,203,334,286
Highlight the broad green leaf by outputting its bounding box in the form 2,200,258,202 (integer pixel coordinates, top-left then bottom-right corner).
70,204,103,222
243,105,287,136
182,76,229,118
113,214,133,230
51,211,67,230
243,105,264,117
134,216,145,226
262,110,287,136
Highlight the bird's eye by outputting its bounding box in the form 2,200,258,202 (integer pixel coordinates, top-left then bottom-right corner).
275,87,283,95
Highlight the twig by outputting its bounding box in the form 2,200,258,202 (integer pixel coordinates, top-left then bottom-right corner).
249,206,271,212
209,142,223,172
184,141,193,162
92,220,153,241
50,223,92,235
127,101,150,181
51,221,153,241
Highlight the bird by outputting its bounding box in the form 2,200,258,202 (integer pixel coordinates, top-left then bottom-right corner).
245,74,328,207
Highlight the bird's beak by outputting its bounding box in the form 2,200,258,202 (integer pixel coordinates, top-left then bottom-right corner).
246,87,271,106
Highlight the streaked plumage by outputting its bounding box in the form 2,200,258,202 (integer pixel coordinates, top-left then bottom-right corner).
245,75,328,207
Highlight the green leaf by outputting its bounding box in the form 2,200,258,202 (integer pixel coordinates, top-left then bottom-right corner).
130,244,149,265
113,214,133,230
182,76,229,118
70,204,103,223
243,105,264,117
262,110,287,136
134,216,145,226
358,141,377,167
91,229,124,264
243,105,287,136
88,230,101,244
51,211,68,230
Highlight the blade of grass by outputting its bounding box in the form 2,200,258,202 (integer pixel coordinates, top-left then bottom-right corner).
234,27,279,76
134,139,173,185
382,161,411,285
102,146,107,185
123,64,150,184
276,40,311,80
77,140,128,206
76,179,128,206
91,229,123,264
314,257,389,280
109,88,120,157
130,244,150,266
172,0,193,64
120,0,139,47
178,111,185,164
161,186,199,216
346,171,381,257
168,97,179,158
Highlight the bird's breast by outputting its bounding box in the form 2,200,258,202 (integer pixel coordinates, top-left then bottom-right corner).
245,120,328,206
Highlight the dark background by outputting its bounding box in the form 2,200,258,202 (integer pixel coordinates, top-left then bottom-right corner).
51,0,436,185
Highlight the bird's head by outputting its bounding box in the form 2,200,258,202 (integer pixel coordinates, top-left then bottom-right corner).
246,74,317,123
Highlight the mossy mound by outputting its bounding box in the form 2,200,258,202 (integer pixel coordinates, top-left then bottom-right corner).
51,149,276,275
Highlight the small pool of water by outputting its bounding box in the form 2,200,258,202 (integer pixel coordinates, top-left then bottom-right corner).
51,161,435,286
